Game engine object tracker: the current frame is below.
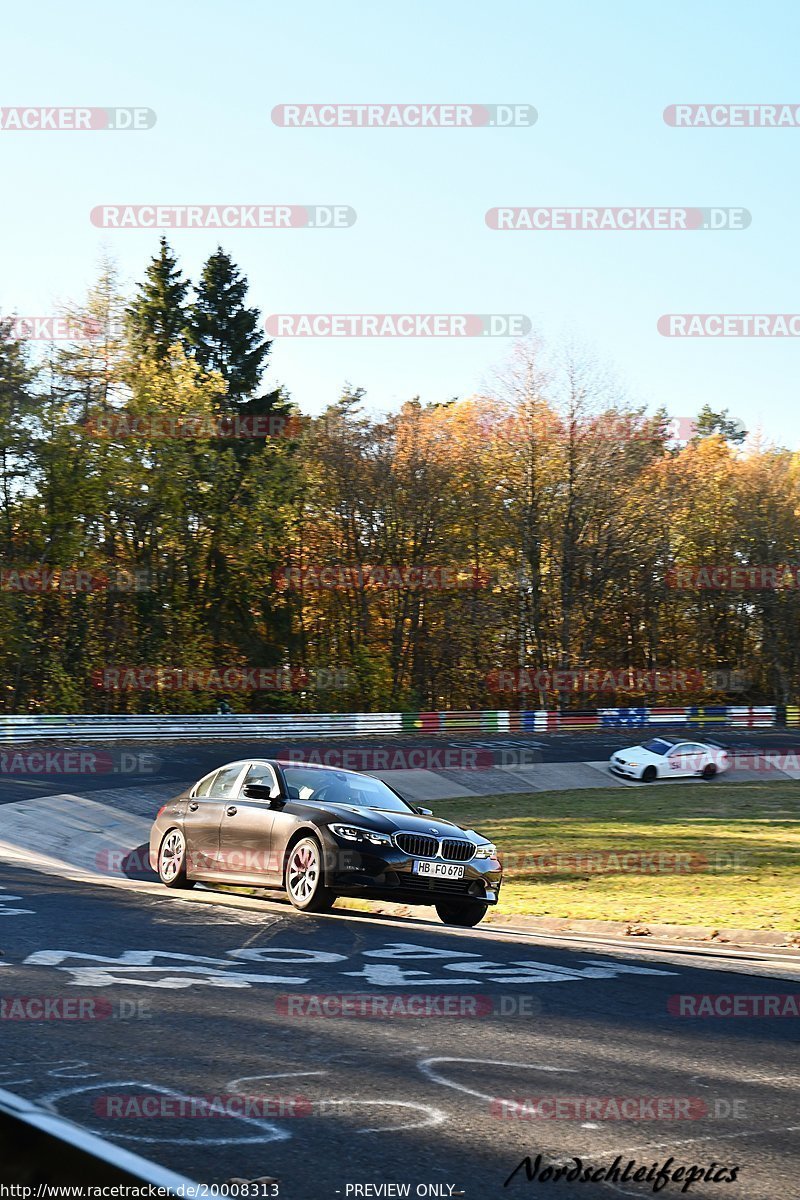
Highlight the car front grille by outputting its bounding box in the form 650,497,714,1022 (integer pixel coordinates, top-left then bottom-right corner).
441,838,474,861
393,833,475,862
394,833,438,858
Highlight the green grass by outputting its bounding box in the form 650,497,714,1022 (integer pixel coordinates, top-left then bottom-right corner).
430,781,800,931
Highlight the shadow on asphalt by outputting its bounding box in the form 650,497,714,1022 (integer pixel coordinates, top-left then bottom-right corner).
120,842,158,882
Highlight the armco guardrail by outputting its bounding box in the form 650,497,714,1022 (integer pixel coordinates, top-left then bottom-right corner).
0,1085,197,1188
0,706,778,741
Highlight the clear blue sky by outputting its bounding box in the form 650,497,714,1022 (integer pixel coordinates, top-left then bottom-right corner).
3,0,799,443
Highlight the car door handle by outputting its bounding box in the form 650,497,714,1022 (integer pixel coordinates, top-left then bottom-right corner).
188,801,199,811
226,806,238,816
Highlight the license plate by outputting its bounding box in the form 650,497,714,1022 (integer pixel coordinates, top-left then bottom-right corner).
413,861,465,879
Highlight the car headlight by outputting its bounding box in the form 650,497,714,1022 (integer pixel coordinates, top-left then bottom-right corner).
329,824,391,846
474,842,498,859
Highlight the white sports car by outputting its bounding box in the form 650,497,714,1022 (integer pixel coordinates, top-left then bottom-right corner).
609,736,730,782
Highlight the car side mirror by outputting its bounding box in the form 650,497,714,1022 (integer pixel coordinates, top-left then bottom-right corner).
243,782,281,801
415,806,433,817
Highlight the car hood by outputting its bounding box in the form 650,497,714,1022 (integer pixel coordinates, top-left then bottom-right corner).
613,745,666,765
298,802,486,843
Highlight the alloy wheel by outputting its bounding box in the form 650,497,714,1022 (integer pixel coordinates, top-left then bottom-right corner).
288,842,319,904
159,829,185,883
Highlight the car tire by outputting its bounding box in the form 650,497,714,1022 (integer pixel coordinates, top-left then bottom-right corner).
158,828,195,889
641,766,657,783
285,836,335,912
435,900,489,927
701,764,717,780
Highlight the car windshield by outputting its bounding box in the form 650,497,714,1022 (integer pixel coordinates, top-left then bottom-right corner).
641,739,676,755
280,766,414,813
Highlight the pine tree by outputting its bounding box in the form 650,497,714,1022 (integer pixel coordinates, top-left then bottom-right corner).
57,256,128,416
188,248,271,405
693,404,747,444
126,237,190,364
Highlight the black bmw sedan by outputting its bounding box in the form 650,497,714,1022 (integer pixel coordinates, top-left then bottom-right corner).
149,758,502,925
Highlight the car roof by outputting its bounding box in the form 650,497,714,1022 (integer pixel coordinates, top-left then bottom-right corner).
205,758,367,776
252,758,360,774
275,760,370,774
642,737,711,748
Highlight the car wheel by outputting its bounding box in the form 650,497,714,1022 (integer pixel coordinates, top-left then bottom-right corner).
641,766,657,783
701,764,717,780
158,828,195,889
285,837,335,912
435,900,489,927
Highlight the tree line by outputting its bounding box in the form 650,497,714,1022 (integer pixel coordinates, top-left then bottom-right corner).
0,240,797,713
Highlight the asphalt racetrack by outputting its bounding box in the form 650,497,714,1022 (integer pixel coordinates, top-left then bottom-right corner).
0,729,798,1198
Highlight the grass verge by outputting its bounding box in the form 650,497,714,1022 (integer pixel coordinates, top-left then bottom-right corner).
429,780,800,931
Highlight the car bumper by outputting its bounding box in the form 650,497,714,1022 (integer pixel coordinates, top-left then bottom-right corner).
322,839,502,905
148,826,163,872
609,762,640,779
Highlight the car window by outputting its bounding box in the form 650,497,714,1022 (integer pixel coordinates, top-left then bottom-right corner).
642,739,674,755
193,770,218,798
240,762,278,796
281,766,415,812
208,763,247,799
